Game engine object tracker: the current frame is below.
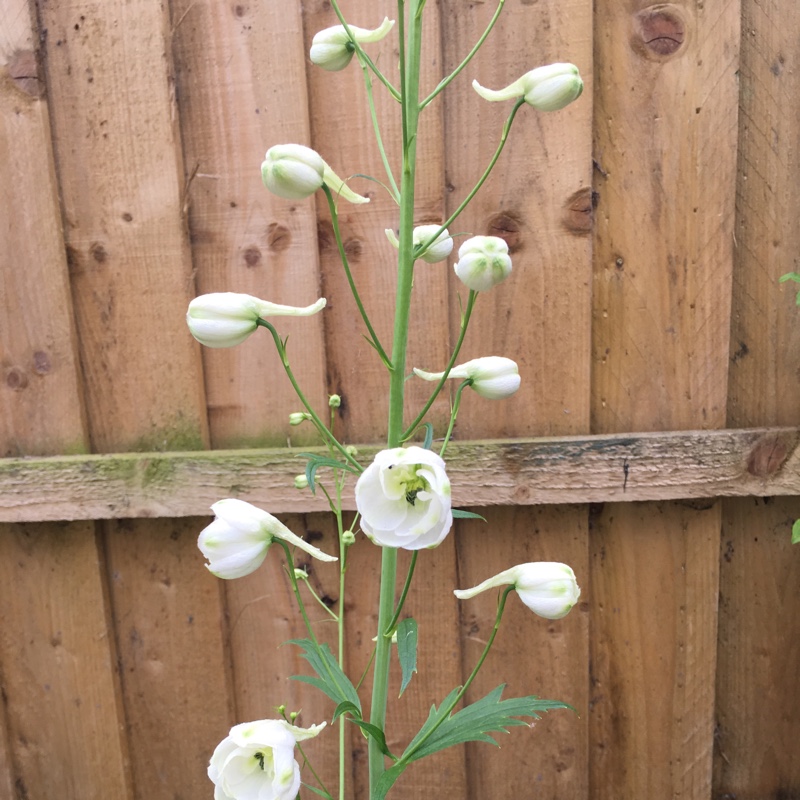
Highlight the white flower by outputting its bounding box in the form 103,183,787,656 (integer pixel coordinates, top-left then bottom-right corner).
355,446,452,550
473,63,584,112
454,562,581,620
261,144,369,204
413,356,520,399
454,235,512,291
385,224,454,264
310,17,394,71
198,499,337,580
187,292,326,349
208,718,325,800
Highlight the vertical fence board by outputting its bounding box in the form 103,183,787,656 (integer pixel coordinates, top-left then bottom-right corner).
591,0,740,797
170,0,328,449
441,0,593,797
716,0,800,794
0,523,132,800
37,1,229,796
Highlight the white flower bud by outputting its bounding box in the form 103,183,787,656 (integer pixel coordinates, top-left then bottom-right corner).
289,412,311,426
473,63,583,112
187,293,326,349
294,474,309,490
198,498,336,579
413,356,520,400
310,17,394,72
454,562,581,620
293,567,309,580
328,394,342,408
342,531,356,545
345,445,358,457
262,144,369,204
384,224,454,264
453,236,512,292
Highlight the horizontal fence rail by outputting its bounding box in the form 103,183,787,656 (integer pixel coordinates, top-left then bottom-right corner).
2,427,798,522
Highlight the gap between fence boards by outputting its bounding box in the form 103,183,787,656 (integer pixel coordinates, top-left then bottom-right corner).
0,427,797,523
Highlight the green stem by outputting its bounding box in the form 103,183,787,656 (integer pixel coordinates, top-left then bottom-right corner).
400,586,514,764
385,551,419,635
414,99,524,259
257,320,363,474
402,290,476,440
419,0,506,109
335,475,348,800
297,745,334,800
369,2,424,797
321,186,391,368
438,380,469,459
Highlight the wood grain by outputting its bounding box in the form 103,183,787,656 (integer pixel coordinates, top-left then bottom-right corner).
715,0,800,794
2,427,796,522
591,0,741,796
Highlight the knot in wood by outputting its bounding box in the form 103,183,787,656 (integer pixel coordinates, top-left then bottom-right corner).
632,5,687,60
562,188,594,234
746,432,797,478
486,213,522,253
267,222,291,253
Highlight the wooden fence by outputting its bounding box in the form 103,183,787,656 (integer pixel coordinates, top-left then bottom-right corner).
1,0,799,798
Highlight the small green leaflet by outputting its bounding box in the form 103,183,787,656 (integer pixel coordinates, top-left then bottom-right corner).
301,783,333,800
452,509,486,522
779,271,800,305
396,618,418,697
421,423,434,451
349,719,396,760
297,453,358,493
287,639,361,716
792,519,800,545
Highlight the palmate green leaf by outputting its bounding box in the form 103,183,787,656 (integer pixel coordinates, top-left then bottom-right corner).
297,453,358,493
396,617,418,697
403,684,573,763
287,639,361,716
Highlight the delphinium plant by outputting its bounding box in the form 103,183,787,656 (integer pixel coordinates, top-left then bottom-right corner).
185,2,584,798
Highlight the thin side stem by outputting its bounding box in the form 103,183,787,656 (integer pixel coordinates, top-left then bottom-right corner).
438,380,470,459
385,551,419,635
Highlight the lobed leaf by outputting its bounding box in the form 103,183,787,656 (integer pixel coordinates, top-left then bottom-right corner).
287,638,362,715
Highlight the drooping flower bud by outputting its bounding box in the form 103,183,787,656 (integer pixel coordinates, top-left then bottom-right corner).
289,412,311,426
198,499,336,580
261,144,369,204
473,63,583,112
294,474,309,490
453,236,512,291
454,562,581,620
385,224,454,264
310,17,395,72
413,356,520,400
187,293,326,349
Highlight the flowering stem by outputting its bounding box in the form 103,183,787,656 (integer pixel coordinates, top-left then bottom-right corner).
385,551,419,635
399,585,514,765
369,1,424,796
419,0,506,109
321,186,391,368
257,320,363,473
415,98,524,258
438,380,470,459
401,290,476,441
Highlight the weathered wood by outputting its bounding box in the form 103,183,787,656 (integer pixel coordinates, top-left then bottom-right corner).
715,0,800,794
441,0,594,795
1,427,797,522
590,0,741,796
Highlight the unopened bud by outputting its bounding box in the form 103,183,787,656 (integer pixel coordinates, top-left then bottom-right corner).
328,394,341,408
294,474,309,490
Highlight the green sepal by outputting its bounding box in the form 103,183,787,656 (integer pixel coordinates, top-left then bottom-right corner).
333,700,361,723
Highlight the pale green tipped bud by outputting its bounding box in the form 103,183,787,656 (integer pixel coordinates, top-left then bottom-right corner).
187,293,326,349
289,412,311,426
345,445,358,457
321,163,370,205
328,394,342,408
293,567,309,580
342,531,356,546
454,562,580,620
310,17,395,72
294,474,309,490
454,236,512,292
413,356,520,400
261,144,325,200
473,63,583,112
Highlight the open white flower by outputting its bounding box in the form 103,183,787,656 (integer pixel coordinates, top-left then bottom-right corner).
261,144,369,204
454,235,512,291
455,562,581,620
355,447,452,549
310,17,395,71
198,498,337,580
413,356,520,400
473,63,583,112
208,718,326,800
187,292,326,349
